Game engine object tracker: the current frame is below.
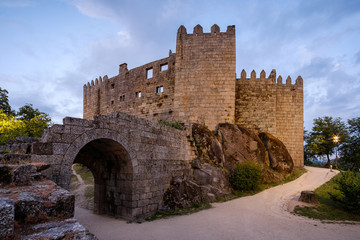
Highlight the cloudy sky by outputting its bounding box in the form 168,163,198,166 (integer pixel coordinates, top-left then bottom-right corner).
1,0,359,130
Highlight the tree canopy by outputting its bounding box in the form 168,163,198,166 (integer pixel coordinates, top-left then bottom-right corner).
305,116,348,166
340,117,360,170
0,87,14,115
0,88,51,144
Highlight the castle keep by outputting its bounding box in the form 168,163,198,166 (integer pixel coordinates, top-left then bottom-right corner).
83,24,304,167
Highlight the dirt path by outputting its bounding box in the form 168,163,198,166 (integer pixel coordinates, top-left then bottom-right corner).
75,167,360,240
71,166,93,210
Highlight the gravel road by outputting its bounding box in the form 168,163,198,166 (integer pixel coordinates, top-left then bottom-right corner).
75,166,360,240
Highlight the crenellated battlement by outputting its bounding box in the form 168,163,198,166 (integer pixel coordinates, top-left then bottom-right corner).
237,69,303,88
177,24,235,37
83,23,304,167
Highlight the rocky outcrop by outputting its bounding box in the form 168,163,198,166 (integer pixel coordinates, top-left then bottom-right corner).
163,159,231,209
163,123,296,210
216,123,270,169
259,132,294,174
192,124,225,165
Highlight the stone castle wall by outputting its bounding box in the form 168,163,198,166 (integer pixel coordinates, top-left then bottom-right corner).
235,70,304,167
83,24,304,167
173,24,236,129
84,54,176,121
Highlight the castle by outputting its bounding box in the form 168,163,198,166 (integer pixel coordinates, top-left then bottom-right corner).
83,24,304,167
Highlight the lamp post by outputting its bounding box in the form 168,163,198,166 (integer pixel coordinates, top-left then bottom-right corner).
333,135,339,166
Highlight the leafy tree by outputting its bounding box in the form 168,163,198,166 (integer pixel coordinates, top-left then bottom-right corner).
305,116,348,166
0,88,15,115
0,89,52,144
0,110,26,144
17,103,44,121
340,117,360,171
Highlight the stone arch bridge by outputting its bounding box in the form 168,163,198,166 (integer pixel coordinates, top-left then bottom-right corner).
31,112,194,219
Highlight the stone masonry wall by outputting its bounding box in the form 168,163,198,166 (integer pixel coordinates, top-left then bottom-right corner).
235,70,304,167
84,54,176,122
173,24,236,130
31,112,195,219
276,76,304,167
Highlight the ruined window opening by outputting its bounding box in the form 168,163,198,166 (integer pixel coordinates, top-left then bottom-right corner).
111,100,114,105
160,64,168,71
156,86,164,94
146,68,153,79
111,83,115,89
120,95,125,102
136,91,142,98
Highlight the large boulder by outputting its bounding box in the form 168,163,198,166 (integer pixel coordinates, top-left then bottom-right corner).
216,123,269,170
259,132,294,174
191,124,225,165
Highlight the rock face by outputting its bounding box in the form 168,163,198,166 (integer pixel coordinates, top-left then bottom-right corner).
216,123,269,169
192,124,225,165
163,123,296,210
259,132,294,174
163,159,231,209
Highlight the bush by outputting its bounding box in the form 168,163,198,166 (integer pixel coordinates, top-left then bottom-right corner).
230,161,262,191
158,119,184,130
329,170,360,213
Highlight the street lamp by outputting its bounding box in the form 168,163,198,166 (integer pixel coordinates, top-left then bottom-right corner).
333,135,340,166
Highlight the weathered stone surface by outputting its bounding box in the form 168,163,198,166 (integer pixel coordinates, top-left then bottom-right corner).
259,132,294,174
47,189,75,218
22,218,98,240
0,197,14,239
12,164,37,184
1,153,32,164
163,159,231,209
15,192,44,223
163,177,202,209
0,164,14,185
217,123,269,170
192,123,225,165
192,159,231,193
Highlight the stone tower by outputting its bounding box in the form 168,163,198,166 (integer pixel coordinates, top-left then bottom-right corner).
173,24,236,129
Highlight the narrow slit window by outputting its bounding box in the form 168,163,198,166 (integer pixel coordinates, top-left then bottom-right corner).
120,95,125,102
136,91,142,98
111,83,115,89
156,86,164,94
146,68,153,79
160,64,168,71
111,100,114,105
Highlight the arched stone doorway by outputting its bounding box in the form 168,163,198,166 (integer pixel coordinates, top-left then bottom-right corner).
70,138,133,216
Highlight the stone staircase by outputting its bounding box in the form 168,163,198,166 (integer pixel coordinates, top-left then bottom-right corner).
0,137,97,239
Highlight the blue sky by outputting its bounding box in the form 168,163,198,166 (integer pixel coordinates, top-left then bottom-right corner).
1,0,359,131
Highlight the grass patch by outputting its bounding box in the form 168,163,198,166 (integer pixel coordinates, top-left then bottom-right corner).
145,202,211,221
84,185,94,199
293,173,360,222
73,163,94,184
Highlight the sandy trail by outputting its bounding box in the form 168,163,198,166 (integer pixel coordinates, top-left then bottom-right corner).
75,166,360,240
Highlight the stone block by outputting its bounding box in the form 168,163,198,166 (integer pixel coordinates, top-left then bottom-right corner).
15,192,44,223
32,142,53,155
0,197,14,239
12,164,37,185
47,189,75,218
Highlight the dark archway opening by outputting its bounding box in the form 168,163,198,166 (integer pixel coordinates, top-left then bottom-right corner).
72,138,132,216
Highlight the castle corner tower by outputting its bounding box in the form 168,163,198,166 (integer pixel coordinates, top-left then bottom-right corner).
173,24,236,129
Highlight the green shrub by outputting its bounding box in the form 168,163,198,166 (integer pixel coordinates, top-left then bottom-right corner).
158,119,185,130
230,161,262,191
329,170,360,213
